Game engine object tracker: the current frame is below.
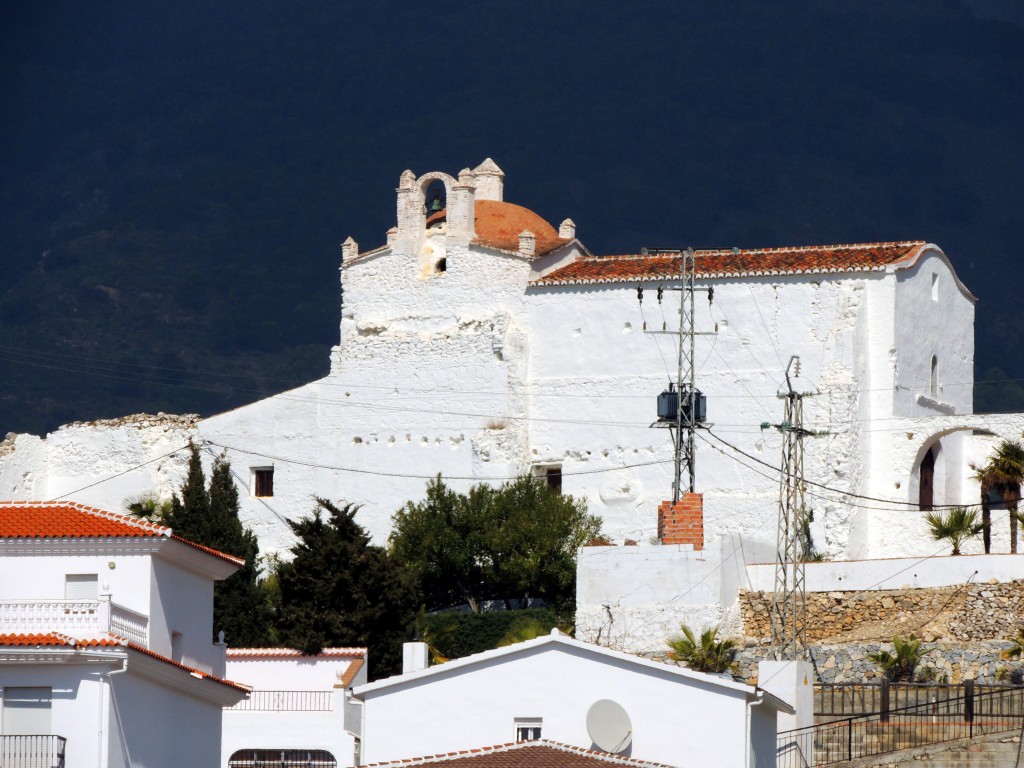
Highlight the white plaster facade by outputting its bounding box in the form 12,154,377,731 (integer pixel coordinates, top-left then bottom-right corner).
222,647,367,768
353,632,790,768
0,160,1000,566
0,501,247,768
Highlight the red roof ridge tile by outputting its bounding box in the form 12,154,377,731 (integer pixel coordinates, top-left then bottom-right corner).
358,740,676,768
0,500,243,566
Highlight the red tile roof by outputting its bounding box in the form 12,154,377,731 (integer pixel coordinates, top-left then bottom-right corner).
227,647,367,658
429,201,570,256
126,641,252,692
532,241,926,286
360,741,675,768
0,632,250,693
0,501,243,565
0,632,121,648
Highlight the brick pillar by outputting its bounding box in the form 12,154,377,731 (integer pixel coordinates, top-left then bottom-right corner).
657,493,704,550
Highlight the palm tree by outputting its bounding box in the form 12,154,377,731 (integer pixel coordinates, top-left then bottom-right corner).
924,506,983,555
868,636,925,682
666,625,737,674
975,440,1024,553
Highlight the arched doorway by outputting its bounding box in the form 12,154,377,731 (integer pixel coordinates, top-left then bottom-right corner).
919,445,937,511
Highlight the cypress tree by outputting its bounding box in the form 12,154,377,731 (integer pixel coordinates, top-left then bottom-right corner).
165,443,272,646
274,499,418,679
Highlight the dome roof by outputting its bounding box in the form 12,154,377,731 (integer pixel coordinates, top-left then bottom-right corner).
427,200,568,256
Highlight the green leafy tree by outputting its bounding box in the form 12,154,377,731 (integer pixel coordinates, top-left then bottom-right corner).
390,475,602,614
924,506,983,556
273,499,419,679
868,635,925,682
164,444,272,646
666,625,737,674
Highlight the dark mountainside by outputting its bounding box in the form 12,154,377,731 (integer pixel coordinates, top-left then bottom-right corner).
1,0,1022,435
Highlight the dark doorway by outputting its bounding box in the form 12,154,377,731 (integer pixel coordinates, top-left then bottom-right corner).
919,446,936,511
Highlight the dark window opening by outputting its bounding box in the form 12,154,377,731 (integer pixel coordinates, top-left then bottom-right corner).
229,750,337,768
919,446,936,511
253,468,274,498
435,258,447,273
535,465,561,494
515,719,542,741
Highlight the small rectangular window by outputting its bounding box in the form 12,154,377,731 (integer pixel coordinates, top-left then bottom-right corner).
65,574,98,600
533,465,562,494
931,273,939,301
252,467,274,498
514,717,542,741
3,687,52,735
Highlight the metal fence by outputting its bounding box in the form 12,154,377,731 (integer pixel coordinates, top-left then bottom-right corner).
227,749,337,767
0,735,66,768
228,690,333,711
816,681,968,721
779,682,1024,767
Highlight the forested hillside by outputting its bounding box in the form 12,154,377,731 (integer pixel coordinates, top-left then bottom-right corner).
1,0,1022,434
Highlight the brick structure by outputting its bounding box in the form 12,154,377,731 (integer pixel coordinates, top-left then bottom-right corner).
657,493,703,549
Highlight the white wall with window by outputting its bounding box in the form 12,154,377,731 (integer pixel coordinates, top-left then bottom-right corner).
354,633,788,767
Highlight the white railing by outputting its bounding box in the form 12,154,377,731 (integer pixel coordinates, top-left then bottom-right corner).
228,690,334,711
0,598,148,646
110,603,149,646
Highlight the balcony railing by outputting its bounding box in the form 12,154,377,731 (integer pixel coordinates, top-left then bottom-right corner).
227,690,334,711
0,735,66,768
0,598,148,646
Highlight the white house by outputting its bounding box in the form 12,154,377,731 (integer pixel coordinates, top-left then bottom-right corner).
1,158,1021,643
222,647,367,768
357,740,681,768
0,500,249,768
352,632,791,768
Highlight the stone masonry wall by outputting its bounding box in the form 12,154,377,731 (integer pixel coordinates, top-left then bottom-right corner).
739,580,1024,645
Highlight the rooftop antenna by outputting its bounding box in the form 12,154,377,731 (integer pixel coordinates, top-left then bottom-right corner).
760,355,826,659
640,247,715,501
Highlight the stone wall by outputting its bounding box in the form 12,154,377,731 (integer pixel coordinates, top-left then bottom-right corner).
643,640,1020,686
739,579,1024,645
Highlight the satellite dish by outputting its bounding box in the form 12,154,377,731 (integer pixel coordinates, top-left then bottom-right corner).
586,699,633,754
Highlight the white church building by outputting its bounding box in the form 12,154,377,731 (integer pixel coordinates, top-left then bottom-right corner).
2,159,1022,648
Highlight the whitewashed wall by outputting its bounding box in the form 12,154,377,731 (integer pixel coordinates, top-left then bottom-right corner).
222,653,364,768
0,662,106,768
0,170,989,573
355,636,778,767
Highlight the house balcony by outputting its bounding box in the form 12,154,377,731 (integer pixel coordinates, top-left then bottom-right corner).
227,690,334,711
0,597,149,647
0,734,66,768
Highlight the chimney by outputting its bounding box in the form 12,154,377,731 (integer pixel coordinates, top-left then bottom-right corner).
657,493,704,550
403,642,429,674
558,218,576,239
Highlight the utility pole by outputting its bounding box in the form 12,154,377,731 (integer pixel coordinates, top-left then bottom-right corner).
761,356,824,660
642,247,713,502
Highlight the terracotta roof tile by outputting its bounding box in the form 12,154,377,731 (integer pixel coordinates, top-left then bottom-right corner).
227,647,367,658
126,641,252,692
359,741,675,768
0,633,250,693
0,501,243,566
532,241,926,286
0,632,122,648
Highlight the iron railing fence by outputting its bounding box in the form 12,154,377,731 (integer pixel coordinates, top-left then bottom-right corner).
779,682,1024,767
227,748,337,767
227,690,333,711
0,735,66,768
815,681,1024,721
